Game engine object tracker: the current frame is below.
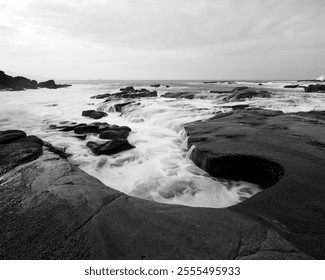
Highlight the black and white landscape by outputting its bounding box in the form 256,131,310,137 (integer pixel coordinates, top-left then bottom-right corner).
1,0,325,260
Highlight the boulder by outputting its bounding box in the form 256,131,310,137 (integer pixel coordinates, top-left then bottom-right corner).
150,84,161,87
82,110,107,119
114,102,134,112
74,125,100,134
86,139,135,155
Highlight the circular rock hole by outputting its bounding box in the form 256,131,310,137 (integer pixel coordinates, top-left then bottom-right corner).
205,155,284,189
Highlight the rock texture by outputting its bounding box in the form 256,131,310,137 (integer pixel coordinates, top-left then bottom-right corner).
0,129,310,259
304,84,325,92
185,108,325,259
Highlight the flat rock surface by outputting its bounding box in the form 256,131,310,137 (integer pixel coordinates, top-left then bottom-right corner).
185,108,325,259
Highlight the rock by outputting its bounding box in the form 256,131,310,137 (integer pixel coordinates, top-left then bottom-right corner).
305,84,325,92
258,83,263,86
90,93,111,99
0,134,43,176
0,130,27,144
120,86,134,92
0,71,38,90
224,89,272,102
0,129,311,259
14,135,43,145
37,80,71,89
150,84,161,87
82,110,107,119
185,108,325,259
74,124,100,134
86,139,135,155
284,84,304,89
161,92,195,99
114,102,134,112
99,130,129,140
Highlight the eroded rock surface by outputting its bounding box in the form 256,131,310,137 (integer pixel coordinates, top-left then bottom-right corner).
185,108,325,259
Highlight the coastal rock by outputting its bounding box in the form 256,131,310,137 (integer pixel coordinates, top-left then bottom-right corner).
304,84,325,93
224,89,272,101
0,131,43,176
0,137,309,259
185,108,325,259
284,84,305,89
82,110,108,119
0,130,27,144
90,93,111,99
150,84,161,87
74,124,100,134
120,86,134,92
114,101,134,112
0,71,37,90
37,80,71,89
99,130,129,140
86,139,135,155
161,92,195,99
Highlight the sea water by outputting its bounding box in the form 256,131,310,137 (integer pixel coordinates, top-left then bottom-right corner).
1,80,324,208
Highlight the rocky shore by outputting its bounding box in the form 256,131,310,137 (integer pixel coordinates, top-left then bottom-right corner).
1,82,325,259
0,129,311,259
0,70,70,91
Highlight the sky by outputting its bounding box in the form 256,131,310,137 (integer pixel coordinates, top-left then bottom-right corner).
0,0,324,80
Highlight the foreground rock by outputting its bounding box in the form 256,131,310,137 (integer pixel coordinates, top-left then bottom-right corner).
0,70,70,90
0,129,309,259
185,108,325,259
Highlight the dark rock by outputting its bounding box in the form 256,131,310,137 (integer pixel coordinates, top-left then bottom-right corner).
304,84,325,93
284,84,304,89
99,130,129,140
82,110,107,119
114,102,134,112
224,89,272,102
186,108,325,259
14,135,43,145
150,84,161,87
0,139,43,176
74,125,100,134
161,92,195,99
120,86,134,92
90,93,111,99
86,139,135,155
258,83,263,86
0,71,37,90
37,80,71,89
0,130,27,144
0,130,311,259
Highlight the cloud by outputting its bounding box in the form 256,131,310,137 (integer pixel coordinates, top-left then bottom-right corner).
0,0,324,79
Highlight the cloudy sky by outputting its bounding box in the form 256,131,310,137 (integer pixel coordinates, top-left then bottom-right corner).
0,0,324,80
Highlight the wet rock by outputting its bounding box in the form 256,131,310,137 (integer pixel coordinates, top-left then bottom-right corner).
151,84,161,87
120,86,134,92
224,89,272,102
0,130,27,144
74,124,100,134
90,93,111,99
284,84,304,89
86,139,135,155
99,130,129,140
0,129,310,259
114,101,135,112
186,108,325,259
82,110,108,119
37,80,71,89
161,92,195,99
305,84,325,92
0,132,43,176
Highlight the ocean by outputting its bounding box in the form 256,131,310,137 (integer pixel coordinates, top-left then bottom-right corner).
1,79,325,208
